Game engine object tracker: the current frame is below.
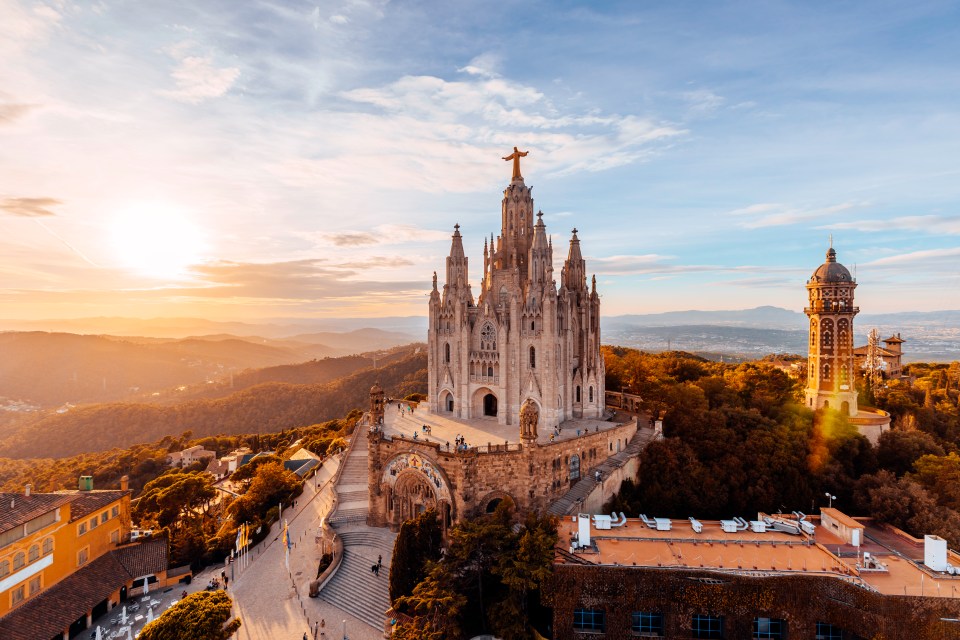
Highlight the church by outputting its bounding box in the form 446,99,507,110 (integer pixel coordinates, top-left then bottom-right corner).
426,147,605,430
364,151,640,531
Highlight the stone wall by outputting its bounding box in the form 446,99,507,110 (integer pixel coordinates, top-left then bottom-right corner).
367,419,637,529
546,564,960,640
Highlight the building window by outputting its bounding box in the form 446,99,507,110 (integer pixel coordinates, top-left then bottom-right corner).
77,547,89,567
444,343,450,363
42,538,53,555
13,552,25,570
110,529,120,544
569,454,581,481
28,576,41,597
89,516,98,530
0,560,9,578
573,608,605,632
576,386,581,403
815,622,848,640
754,618,786,639
28,545,39,562
589,386,594,403
111,506,119,518
530,346,536,369
480,323,497,351
632,611,664,636
101,512,109,524
11,585,25,606
78,522,87,536
692,614,724,639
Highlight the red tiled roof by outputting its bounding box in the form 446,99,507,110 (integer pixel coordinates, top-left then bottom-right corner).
55,490,129,522
0,553,127,640
0,538,169,640
0,493,73,534
113,537,168,579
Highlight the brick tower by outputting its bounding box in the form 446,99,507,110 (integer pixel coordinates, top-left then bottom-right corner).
804,246,859,416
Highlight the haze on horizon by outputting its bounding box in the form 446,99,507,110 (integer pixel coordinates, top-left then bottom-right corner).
2,0,959,323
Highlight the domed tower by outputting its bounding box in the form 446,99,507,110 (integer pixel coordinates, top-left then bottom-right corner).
804,246,859,416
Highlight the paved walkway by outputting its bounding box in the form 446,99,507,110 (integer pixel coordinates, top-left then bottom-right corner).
228,453,383,640
384,401,622,451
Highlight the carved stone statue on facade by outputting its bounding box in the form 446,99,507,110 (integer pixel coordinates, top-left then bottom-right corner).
519,398,539,444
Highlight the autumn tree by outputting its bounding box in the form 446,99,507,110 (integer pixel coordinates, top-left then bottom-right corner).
138,590,240,640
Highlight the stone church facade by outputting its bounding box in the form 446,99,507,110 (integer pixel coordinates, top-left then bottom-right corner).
427,151,605,429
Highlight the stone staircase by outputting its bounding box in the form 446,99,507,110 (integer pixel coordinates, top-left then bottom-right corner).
321,421,398,629
547,425,656,517
319,529,396,629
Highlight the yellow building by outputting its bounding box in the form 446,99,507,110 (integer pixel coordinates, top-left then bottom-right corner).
0,478,171,640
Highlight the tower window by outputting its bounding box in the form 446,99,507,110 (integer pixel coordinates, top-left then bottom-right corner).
444,343,450,363
576,386,581,403
529,346,536,369
589,386,594,403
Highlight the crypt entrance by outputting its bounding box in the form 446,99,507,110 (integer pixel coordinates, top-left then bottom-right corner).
380,452,454,532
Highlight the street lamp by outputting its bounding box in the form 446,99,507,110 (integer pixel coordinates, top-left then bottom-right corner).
825,493,836,508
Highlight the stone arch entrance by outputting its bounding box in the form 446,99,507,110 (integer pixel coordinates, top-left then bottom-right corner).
391,470,437,523
380,452,454,531
439,389,454,413
472,388,498,418
484,394,498,416
478,490,514,514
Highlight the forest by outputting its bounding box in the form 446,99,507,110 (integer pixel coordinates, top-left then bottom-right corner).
603,347,960,547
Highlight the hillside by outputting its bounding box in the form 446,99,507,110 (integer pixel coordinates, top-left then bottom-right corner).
145,346,419,404
0,350,427,459
0,330,421,408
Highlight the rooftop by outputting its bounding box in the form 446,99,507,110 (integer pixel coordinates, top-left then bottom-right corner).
55,489,130,522
557,510,960,597
0,493,74,535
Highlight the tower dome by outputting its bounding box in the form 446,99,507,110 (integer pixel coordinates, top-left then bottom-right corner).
810,247,853,283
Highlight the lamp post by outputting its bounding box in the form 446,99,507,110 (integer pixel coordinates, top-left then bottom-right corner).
825,493,836,509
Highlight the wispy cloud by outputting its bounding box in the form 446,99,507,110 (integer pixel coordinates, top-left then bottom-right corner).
0,101,39,125
732,202,864,229
160,44,240,104
1,197,60,217
820,215,960,236
863,247,960,268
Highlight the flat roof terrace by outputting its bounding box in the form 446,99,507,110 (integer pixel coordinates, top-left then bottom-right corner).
381,401,633,451
557,513,960,598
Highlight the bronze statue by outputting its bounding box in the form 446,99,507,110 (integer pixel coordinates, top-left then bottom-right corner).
502,147,529,180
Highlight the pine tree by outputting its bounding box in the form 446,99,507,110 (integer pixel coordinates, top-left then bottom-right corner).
138,591,241,640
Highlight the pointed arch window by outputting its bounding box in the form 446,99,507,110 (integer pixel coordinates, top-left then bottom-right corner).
576,386,581,403
444,343,451,363
529,346,536,369
480,323,497,351
589,386,594,403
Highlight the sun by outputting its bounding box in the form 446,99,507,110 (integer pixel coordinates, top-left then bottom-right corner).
109,203,206,280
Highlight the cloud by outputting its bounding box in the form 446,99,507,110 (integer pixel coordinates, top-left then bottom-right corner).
313,224,454,248
160,45,240,104
587,254,805,279
0,197,61,217
819,215,960,236
457,53,501,79
863,247,960,268
330,14,349,24
732,202,864,229
0,101,39,125
682,89,725,117
184,259,423,301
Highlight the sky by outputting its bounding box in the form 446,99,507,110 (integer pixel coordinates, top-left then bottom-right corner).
2,0,959,322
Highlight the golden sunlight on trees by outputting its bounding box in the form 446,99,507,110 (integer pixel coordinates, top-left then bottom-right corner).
138,590,240,640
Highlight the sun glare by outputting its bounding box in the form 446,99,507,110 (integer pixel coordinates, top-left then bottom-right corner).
109,203,206,280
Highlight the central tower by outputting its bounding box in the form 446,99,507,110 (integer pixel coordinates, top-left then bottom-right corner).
427,150,604,430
